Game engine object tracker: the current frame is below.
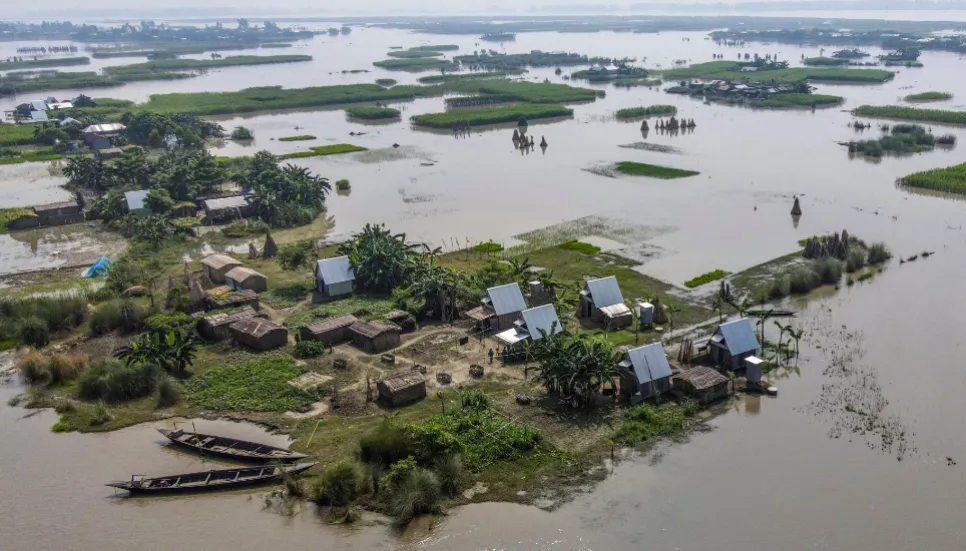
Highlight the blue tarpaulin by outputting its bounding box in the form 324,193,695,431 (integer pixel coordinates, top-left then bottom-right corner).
84,256,112,278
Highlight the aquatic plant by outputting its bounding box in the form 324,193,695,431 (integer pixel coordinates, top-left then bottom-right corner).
684,269,730,289
615,105,677,119
852,105,966,125
904,91,953,103
867,242,892,264
417,70,523,84
277,135,316,141
375,78,397,87
78,359,161,402
899,161,966,194
802,56,850,66
103,54,312,76
372,57,457,71
614,161,700,179
386,49,445,59
845,249,867,273
811,258,844,284
0,56,90,70
411,104,573,128
230,126,254,140
613,403,697,444
19,316,50,348
278,143,367,160
345,106,401,119
558,241,601,255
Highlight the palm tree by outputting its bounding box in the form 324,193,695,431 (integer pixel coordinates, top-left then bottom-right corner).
753,308,774,347
788,327,805,361
713,294,725,323
773,321,787,364
666,304,681,335
631,308,641,345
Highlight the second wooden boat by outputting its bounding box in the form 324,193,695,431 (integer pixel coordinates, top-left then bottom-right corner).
106,462,317,495
157,428,308,462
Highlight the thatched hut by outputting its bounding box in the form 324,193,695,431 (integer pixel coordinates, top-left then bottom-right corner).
200,254,243,284
198,306,258,341
229,317,289,351
225,267,268,293
262,233,278,258
673,366,729,405
299,314,360,346
206,286,260,311
349,321,401,353
376,372,427,406
791,196,802,216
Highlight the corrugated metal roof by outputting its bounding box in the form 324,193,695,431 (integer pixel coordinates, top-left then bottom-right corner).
124,189,149,211
521,304,561,341
600,303,631,318
627,343,673,384
715,318,760,356
586,276,623,308
29,100,48,111
204,195,249,211
316,256,354,285
486,283,526,316
495,327,529,345
82,123,126,134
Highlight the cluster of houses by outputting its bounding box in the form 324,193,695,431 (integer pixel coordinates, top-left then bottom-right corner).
668,80,804,102
2,96,75,124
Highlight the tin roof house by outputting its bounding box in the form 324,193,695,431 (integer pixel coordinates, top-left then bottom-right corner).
467,282,528,331
315,256,354,298
578,276,632,328
709,318,761,371
620,342,674,400
495,304,562,348
123,190,150,218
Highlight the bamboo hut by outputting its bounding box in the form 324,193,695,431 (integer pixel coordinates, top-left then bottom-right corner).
229,318,289,351
198,306,259,341
299,314,360,346
349,321,401,353
376,372,427,406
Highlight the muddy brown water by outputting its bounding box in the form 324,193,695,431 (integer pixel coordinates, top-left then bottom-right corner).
3,24,966,549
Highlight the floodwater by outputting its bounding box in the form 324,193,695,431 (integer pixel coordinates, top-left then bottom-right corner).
3,25,966,550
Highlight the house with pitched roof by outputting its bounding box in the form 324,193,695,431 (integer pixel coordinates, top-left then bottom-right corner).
495,304,562,349
578,276,632,328
465,282,528,331
620,342,674,400
315,256,355,297
709,318,761,371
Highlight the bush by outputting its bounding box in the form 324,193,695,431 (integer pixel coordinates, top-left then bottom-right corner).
19,316,50,348
335,179,351,190
17,347,51,383
867,242,892,264
165,284,192,312
78,359,160,402
434,454,464,496
845,249,867,273
788,266,821,294
388,468,443,527
769,274,792,299
359,421,413,467
381,456,419,492
459,388,490,411
558,240,601,255
471,241,503,253
277,240,314,271
312,463,363,506
157,375,182,408
144,312,194,334
811,258,844,285
89,299,146,335
106,258,147,293
294,340,327,358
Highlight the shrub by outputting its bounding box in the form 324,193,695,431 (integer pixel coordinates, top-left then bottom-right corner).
388,468,443,527
231,126,254,140
811,258,844,285
89,299,146,335
157,375,182,408
684,269,730,288
144,312,194,334
434,454,464,496
312,463,363,506
165,284,192,312
293,340,327,359
558,240,601,255
17,347,51,383
867,242,892,264
471,241,503,253
458,388,490,411
381,456,418,492
46,353,87,384
19,316,50,348
277,240,313,271
360,421,412,467
78,359,160,402
788,266,821,294
845,249,867,273
335,179,351,190
769,274,792,299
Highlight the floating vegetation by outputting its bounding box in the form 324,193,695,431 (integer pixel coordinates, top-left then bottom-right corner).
372,57,457,71
451,80,602,104
345,106,401,119
684,269,730,289
612,78,663,88
802,57,851,66
350,145,434,164
375,78,397,87
759,93,843,109
386,49,445,59
104,54,313,77
416,70,524,84
618,142,682,154
899,161,966,195
852,105,966,125
411,104,572,128
571,66,649,82
444,95,515,108
660,61,894,83
904,91,953,103
454,51,629,71
278,135,317,141
846,124,954,157
557,240,601,255
615,105,677,119
614,161,699,179
277,144,367,160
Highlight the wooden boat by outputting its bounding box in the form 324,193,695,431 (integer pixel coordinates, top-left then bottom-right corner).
106,462,317,495
157,428,308,462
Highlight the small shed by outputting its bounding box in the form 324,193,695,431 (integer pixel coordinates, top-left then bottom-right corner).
376,372,427,406
31,200,83,226
198,305,258,341
349,321,401,353
200,254,243,284
709,318,761,371
124,190,150,218
299,314,359,346
229,317,289,351
495,304,562,348
744,356,764,386
206,287,260,311
225,267,268,293
203,195,253,223
315,256,355,297
579,276,631,328
621,342,673,400
481,282,527,331
82,123,126,143
675,366,730,405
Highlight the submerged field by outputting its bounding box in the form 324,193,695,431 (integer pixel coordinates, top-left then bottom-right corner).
614,162,700,179
758,93,843,109
661,61,894,83
853,105,966,124
899,162,966,195
411,104,573,128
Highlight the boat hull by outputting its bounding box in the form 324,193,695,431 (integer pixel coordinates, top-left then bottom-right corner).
157,429,308,462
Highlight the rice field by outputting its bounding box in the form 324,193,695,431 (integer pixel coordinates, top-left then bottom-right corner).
898,162,966,195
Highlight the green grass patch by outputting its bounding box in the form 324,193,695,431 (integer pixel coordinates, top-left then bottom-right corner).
614,161,699,179
411,44,459,51
0,56,90,70
372,58,457,71
375,78,397,86
277,143,367,160
409,409,540,471
0,123,36,146
387,49,445,58
345,106,401,119
0,208,37,231
278,135,317,141
471,241,504,253
759,93,843,109
852,105,966,125
661,61,894,83
184,356,325,412
904,91,952,103
557,240,601,255
283,294,397,329
411,104,573,128
103,54,312,76
260,43,293,48
802,56,851,66
452,79,602,104
261,279,316,309
417,70,523,84
684,269,730,288
613,402,699,444
899,161,966,195
615,105,677,119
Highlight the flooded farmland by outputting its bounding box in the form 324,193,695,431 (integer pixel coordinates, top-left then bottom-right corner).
3,17,966,551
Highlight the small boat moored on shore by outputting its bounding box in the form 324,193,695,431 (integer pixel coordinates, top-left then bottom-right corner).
157,428,309,462
106,462,317,495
